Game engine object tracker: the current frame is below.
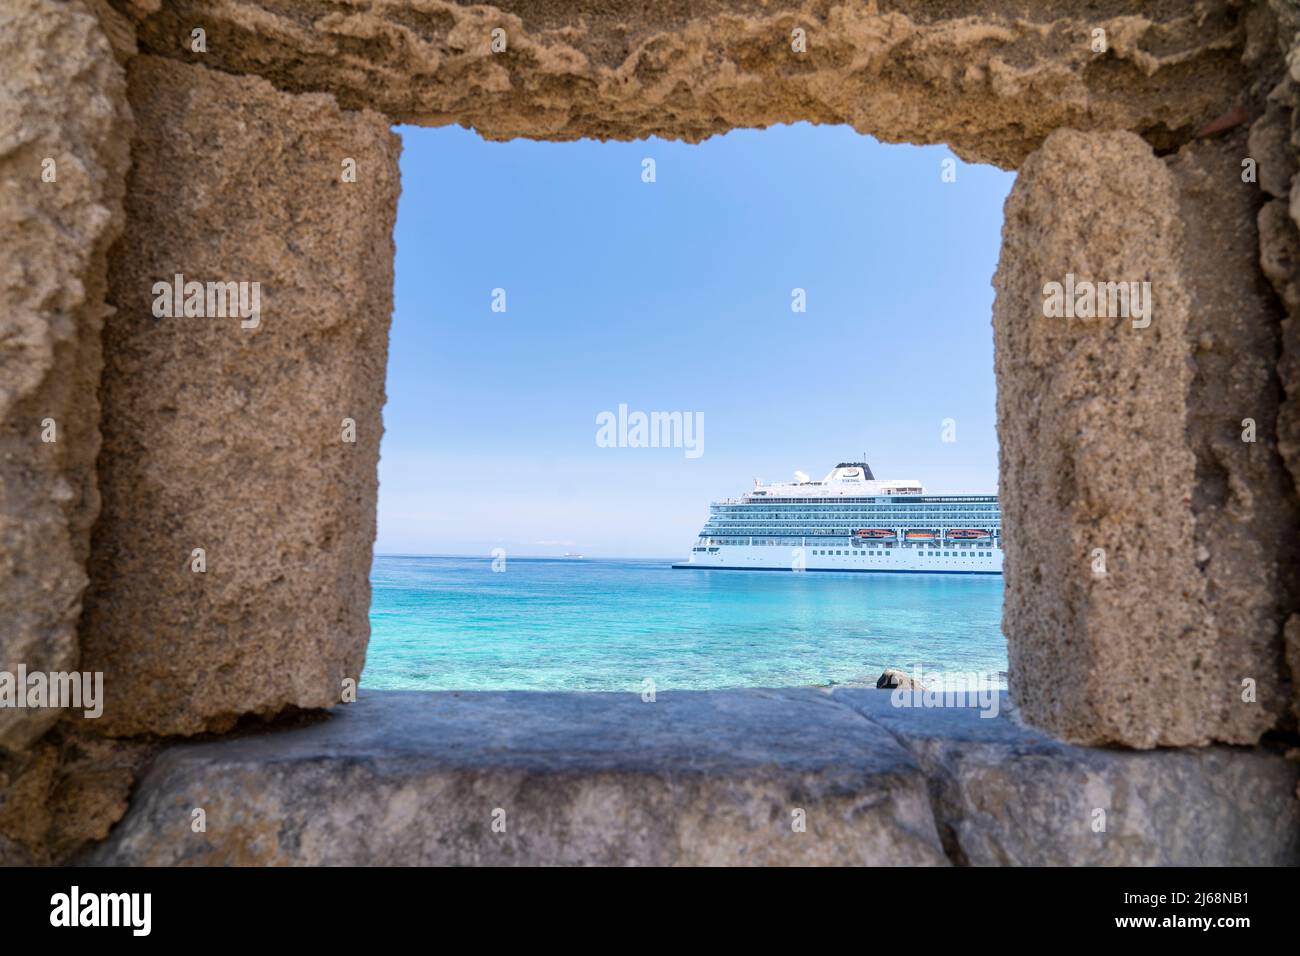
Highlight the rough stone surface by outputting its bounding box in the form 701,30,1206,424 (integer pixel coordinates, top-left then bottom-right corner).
1242,2,1300,722
831,689,1300,866
0,739,57,864
109,0,1250,168
85,690,950,866
1288,614,1300,727
1247,102,1296,199
995,129,1214,747
0,730,153,865
1249,2,1300,497
1168,129,1300,735
85,689,1300,866
0,0,132,752
78,56,401,737
997,122,1300,746
1259,198,1300,316
0,0,1294,868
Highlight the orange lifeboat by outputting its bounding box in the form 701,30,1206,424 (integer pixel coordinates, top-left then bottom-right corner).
904,530,937,540
947,529,991,539
853,528,895,540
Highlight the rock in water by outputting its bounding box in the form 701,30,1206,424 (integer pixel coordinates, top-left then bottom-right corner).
877,669,922,690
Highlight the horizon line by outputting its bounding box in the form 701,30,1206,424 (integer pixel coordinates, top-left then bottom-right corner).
374,552,680,561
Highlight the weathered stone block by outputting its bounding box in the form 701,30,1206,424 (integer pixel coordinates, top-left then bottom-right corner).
831,689,1300,866
1169,129,1299,738
0,729,153,865
994,128,1293,747
1247,12,1300,724
0,0,131,752
112,0,1247,168
84,690,1300,866
85,689,951,866
78,56,400,736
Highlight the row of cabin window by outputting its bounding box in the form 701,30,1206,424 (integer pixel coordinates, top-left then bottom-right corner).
812,550,994,557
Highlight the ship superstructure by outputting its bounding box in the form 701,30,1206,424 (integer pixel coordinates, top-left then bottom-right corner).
672,462,1001,574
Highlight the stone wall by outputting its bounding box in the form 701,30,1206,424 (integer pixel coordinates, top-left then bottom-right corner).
0,0,1297,863
111,0,1245,168
1247,0,1300,726
1174,128,1300,738
995,130,1202,748
994,124,1300,747
0,0,135,863
77,56,401,737
84,690,1300,866
0,0,131,754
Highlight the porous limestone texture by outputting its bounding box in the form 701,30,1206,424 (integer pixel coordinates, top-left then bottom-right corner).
85,690,1300,866
109,0,1250,168
0,0,132,752
1247,0,1300,724
78,56,401,737
829,689,1300,866
1169,129,1300,739
993,128,1295,748
0,730,154,864
86,690,952,866
1,0,1294,868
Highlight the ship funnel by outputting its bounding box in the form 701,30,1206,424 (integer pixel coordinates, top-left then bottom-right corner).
793,470,809,483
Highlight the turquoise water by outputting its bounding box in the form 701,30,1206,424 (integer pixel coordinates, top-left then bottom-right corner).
364,555,1007,691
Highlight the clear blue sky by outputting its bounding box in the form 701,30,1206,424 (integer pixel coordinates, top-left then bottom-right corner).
377,122,1015,558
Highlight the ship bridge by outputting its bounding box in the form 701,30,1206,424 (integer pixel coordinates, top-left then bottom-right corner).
742,462,925,500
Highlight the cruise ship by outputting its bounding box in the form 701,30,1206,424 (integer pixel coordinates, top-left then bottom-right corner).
672,462,1002,574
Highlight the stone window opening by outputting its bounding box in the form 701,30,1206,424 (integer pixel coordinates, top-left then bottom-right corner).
2,0,1298,866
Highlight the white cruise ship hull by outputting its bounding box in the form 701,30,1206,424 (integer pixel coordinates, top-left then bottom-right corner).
673,542,1002,574
674,461,1003,575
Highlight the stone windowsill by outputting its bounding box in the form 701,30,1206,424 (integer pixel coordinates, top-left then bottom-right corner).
84,689,1300,866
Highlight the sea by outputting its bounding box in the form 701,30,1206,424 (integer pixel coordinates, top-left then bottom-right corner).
364,554,1008,692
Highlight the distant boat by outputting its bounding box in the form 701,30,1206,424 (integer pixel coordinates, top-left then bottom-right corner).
672,460,1003,574
562,553,584,559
